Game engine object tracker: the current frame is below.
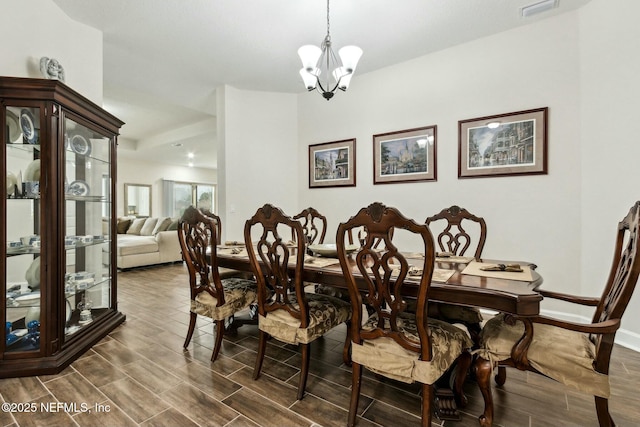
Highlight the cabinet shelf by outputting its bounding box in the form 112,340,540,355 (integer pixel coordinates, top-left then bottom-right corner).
2,76,125,377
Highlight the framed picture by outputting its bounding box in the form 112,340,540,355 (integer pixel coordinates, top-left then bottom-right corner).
373,126,437,184
458,107,548,179
308,138,356,188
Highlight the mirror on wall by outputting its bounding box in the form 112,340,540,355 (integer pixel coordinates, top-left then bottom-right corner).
124,183,152,217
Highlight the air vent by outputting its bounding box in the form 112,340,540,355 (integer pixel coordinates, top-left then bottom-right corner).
521,0,558,18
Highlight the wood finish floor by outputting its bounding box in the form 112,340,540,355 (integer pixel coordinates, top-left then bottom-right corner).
1,262,639,427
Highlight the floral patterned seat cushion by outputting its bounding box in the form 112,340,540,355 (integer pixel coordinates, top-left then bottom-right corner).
258,293,351,345
478,313,610,398
351,312,473,385
430,302,483,324
191,277,258,321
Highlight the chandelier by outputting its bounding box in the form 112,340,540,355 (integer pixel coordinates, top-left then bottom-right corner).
298,0,362,100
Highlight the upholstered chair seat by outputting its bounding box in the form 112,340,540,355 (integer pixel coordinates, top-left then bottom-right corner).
191,277,258,321
430,303,484,324
258,293,351,345
352,312,472,385
478,313,608,397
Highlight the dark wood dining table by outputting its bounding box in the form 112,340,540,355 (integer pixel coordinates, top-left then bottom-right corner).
216,246,544,422
216,247,543,315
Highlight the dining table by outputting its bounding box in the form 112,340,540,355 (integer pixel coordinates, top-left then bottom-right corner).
216,245,543,314
215,243,544,422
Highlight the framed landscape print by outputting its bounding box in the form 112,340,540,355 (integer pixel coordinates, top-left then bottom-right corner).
308,138,356,188
373,126,437,184
458,107,548,179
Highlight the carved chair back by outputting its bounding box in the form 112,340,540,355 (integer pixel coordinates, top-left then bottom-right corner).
201,209,222,245
293,207,327,245
347,226,392,249
426,205,487,259
244,204,309,327
178,206,225,304
592,201,640,370
337,202,436,356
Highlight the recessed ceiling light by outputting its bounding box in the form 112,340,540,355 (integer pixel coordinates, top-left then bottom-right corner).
187,152,194,158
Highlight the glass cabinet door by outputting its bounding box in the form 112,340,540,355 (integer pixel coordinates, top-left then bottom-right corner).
63,115,112,340
4,105,43,353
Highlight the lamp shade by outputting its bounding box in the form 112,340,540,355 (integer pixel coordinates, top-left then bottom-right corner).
298,45,322,71
299,69,318,90
338,45,363,72
333,67,352,90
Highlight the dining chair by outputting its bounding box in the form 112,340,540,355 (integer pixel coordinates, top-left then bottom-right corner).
336,202,473,427
425,205,487,341
178,206,259,362
201,208,253,280
474,201,640,427
294,206,350,300
426,205,487,259
293,207,327,247
244,203,352,400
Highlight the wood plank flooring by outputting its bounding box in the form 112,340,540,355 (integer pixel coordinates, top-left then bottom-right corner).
1,262,639,426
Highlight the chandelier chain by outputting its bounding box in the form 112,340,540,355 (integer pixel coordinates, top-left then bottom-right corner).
326,0,331,37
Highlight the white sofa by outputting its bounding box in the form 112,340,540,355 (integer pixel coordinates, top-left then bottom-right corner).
107,217,183,270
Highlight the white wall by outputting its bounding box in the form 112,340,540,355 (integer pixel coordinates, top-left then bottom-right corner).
0,0,103,103
117,157,216,218
299,13,581,290
217,86,298,241
297,3,640,350
579,0,640,347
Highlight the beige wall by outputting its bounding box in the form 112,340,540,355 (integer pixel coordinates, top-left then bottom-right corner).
217,86,298,241
579,0,640,342
0,0,103,103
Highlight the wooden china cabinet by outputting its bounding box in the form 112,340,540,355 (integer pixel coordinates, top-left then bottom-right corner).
1,76,125,377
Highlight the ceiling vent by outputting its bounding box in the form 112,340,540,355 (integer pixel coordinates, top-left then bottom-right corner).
521,0,559,18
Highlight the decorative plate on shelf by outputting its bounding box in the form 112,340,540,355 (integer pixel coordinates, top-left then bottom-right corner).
67,180,90,196
15,292,40,305
6,110,22,143
69,134,92,156
20,109,37,144
24,159,40,182
6,171,17,196
25,257,41,288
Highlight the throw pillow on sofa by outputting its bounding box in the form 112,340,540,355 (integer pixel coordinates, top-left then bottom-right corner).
167,218,179,231
117,218,132,234
152,217,172,235
140,218,158,236
127,218,146,235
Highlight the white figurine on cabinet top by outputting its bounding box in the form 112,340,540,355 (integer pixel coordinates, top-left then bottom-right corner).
39,57,65,82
